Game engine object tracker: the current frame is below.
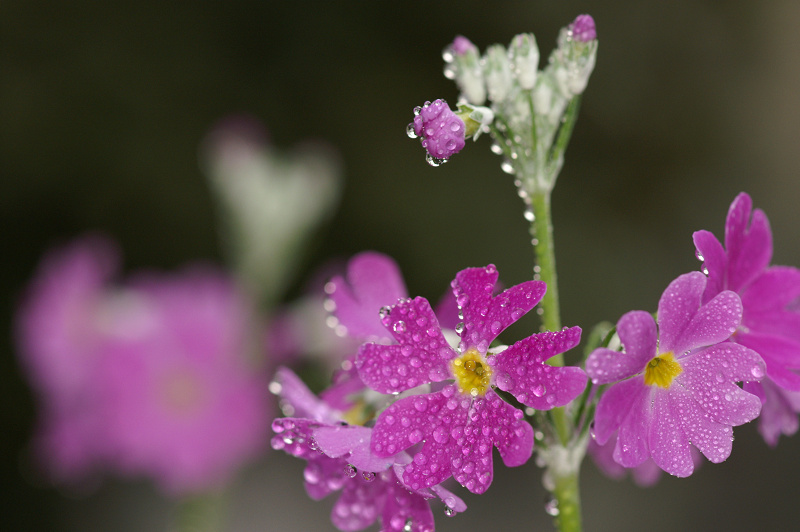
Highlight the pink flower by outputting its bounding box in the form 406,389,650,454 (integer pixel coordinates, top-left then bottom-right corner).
95,268,270,494
357,265,586,494
16,236,270,494
694,192,800,445
586,272,765,477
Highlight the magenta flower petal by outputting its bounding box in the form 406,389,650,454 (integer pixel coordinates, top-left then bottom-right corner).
656,272,707,353
673,386,732,464
371,389,455,458
671,290,741,354
330,479,383,531
404,435,458,491
724,193,772,292
328,252,408,340
355,297,451,394
745,380,800,446
611,380,652,468
382,484,436,532
453,265,546,351
693,229,728,301
490,393,534,468
677,343,764,426
314,425,394,472
736,332,800,390
274,367,339,422
648,390,693,477
586,311,655,384
492,327,586,408
742,267,800,340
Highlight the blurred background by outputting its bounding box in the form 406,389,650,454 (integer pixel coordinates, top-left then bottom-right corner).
3,1,800,530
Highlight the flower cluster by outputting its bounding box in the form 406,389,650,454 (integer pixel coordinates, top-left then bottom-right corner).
410,14,598,191
585,192,800,482
271,254,589,529
16,236,270,494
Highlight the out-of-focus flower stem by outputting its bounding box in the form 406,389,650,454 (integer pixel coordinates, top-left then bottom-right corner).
174,492,226,532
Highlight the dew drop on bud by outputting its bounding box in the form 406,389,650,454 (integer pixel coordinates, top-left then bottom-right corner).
444,507,456,517
406,123,418,138
426,153,448,167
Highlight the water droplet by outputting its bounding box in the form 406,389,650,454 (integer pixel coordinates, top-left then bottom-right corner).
409,429,424,443
361,471,376,482
544,496,560,516
501,159,515,174
524,208,535,222
751,365,765,379
406,123,418,138
444,507,456,517
345,464,357,478
490,142,503,155
455,322,465,334
426,153,448,167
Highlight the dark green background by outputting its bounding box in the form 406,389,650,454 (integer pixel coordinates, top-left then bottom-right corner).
4,1,800,530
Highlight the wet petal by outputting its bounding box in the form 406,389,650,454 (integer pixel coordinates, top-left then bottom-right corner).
594,376,648,445
672,290,741,355
493,327,585,408
678,343,763,426
692,229,727,303
453,264,545,351
657,272,707,354
355,297,451,394
328,252,407,340
649,390,694,477
725,193,772,293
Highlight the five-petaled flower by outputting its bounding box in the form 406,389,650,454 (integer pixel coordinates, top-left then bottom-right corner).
586,272,765,477
694,192,800,445
356,264,587,494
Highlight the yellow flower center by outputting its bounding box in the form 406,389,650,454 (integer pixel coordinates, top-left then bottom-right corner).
643,351,682,389
452,348,492,396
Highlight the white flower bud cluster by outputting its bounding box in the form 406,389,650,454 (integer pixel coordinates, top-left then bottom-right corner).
441,16,597,192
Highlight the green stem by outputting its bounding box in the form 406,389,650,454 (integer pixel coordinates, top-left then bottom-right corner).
527,188,584,532
530,191,561,338
552,468,583,532
174,492,226,532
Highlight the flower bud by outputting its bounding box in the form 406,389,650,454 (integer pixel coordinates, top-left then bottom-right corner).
508,33,540,90
483,44,514,103
443,36,486,105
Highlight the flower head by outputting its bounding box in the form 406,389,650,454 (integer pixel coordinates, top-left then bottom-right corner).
408,100,467,166
16,237,270,494
693,192,800,444
356,265,586,493
94,268,270,494
585,272,765,477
